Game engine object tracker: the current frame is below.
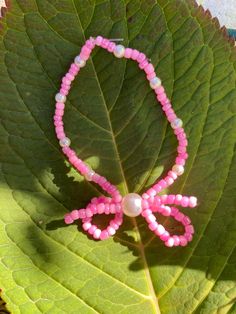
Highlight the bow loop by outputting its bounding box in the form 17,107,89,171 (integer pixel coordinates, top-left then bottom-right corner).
64,193,197,247
142,194,197,247
64,196,123,240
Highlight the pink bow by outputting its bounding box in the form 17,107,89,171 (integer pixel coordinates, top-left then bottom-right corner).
64,193,196,247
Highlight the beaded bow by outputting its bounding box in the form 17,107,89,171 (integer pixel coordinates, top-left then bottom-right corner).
54,35,198,247
64,193,196,247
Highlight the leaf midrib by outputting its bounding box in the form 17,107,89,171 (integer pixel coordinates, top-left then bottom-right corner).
71,1,161,313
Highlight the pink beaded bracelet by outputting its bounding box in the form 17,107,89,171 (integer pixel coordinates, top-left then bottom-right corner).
54,35,197,247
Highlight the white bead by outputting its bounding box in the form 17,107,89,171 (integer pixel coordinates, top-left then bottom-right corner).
59,137,71,147
149,77,161,89
74,55,86,67
122,193,142,217
55,93,66,103
172,164,184,176
85,169,95,181
113,45,125,58
171,118,183,129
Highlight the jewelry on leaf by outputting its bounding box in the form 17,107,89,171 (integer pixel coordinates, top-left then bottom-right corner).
54,35,197,247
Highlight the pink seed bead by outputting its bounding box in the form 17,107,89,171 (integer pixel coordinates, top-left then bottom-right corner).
97,203,105,214
142,193,149,199
167,194,175,204
82,222,91,231
171,207,179,216
149,221,158,231
66,73,75,81
181,196,189,207
107,226,116,236
139,60,148,70
141,209,152,217
179,139,188,146
71,210,79,220
153,184,162,193
79,209,86,219
162,206,171,216
101,38,109,49
155,224,165,236
179,152,188,160
95,36,103,45
137,52,146,63
85,40,95,49
157,93,168,103
69,68,79,76
59,89,68,96
124,48,132,58
57,132,65,140
165,176,174,185
88,225,97,235
160,195,168,203
178,146,186,154
183,216,191,225
56,102,65,110
54,121,63,127
186,225,194,234
179,236,188,246
175,194,182,204
110,221,119,230
185,233,193,242
178,132,186,140
165,237,175,247
189,196,197,208
62,77,71,85
167,114,177,122
100,230,109,240
175,157,185,166
147,188,156,197
175,212,184,222
173,235,180,246
131,49,139,60
85,208,93,217
160,231,170,241
64,214,73,224
113,194,122,202
174,127,184,135
93,228,101,239
141,199,149,209
107,42,115,52
159,180,168,189
155,86,165,95
147,72,156,80
146,214,156,223
144,63,154,74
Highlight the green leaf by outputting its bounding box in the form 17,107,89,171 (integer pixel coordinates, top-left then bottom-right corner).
1,0,236,313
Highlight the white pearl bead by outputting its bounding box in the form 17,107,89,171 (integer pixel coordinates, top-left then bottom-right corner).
85,169,95,181
74,55,86,67
171,118,183,129
55,93,66,103
113,45,125,58
149,77,161,89
59,137,71,147
172,164,184,175
122,193,142,217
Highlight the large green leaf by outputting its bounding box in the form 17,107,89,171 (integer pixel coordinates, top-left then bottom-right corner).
1,0,236,313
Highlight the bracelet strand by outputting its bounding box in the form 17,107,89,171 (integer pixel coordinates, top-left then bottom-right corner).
54,35,197,247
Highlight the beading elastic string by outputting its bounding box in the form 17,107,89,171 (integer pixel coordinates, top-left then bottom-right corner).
54,35,197,247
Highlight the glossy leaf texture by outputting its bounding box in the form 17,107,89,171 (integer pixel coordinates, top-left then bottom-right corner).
0,1,236,313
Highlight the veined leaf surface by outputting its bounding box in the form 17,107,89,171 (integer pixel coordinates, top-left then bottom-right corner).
0,1,236,313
